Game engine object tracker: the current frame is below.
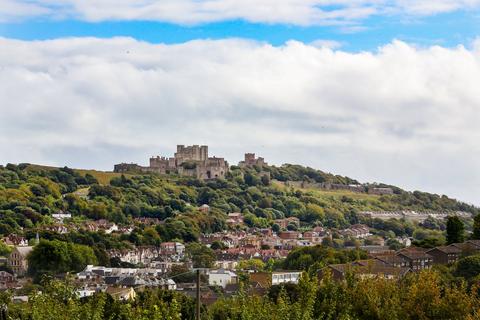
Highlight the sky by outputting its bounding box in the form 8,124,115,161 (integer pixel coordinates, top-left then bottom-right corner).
0,1,480,205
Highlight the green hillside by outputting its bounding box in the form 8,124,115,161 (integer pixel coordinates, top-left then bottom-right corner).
0,162,477,243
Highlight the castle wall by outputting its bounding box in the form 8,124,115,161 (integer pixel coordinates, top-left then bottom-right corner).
115,145,227,180
175,145,209,164
239,153,268,167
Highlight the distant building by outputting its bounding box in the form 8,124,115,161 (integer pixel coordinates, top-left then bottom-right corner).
214,260,238,270
114,145,229,180
321,183,365,193
274,217,300,229
238,153,267,168
226,213,244,227
105,287,136,301
0,270,16,289
160,242,185,255
427,246,462,265
368,187,394,195
250,271,302,288
51,212,72,222
339,224,370,239
2,234,28,247
8,246,33,276
208,269,238,288
395,247,433,271
323,260,410,281
278,231,300,240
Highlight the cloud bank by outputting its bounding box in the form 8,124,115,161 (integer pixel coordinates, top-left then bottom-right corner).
1,0,480,25
0,37,480,204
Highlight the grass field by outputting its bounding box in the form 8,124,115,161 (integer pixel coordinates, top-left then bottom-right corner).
272,179,381,201
75,169,130,185
24,164,130,185
308,189,381,201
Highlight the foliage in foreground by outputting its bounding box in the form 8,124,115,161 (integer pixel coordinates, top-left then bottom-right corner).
3,269,480,320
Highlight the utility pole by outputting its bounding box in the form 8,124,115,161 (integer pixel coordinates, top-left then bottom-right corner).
196,269,201,320
0,304,7,320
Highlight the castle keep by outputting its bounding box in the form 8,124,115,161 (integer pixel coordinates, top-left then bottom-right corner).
114,145,229,180
238,153,267,167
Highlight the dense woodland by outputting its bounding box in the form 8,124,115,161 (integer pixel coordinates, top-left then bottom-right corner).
0,163,476,237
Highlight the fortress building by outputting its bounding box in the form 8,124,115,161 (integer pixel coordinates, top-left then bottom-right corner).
238,153,267,168
114,145,229,180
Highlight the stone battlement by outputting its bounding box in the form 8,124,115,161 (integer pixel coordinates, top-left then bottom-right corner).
114,145,229,180
238,153,267,167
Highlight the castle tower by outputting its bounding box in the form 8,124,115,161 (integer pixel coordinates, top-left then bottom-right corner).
201,145,208,161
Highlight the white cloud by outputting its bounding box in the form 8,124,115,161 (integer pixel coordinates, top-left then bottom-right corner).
309,39,343,49
0,37,480,205
1,0,480,25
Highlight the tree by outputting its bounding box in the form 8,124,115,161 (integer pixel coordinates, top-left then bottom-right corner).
28,240,97,281
271,223,281,233
237,259,265,271
260,174,270,186
210,241,227,250
0,241,12,256
472,214,480,240
454,255,480,279
186,243,215,268
446,216,464,244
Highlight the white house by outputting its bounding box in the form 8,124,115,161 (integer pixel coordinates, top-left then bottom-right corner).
77,288,97,298
207,269,237,288
271,271,302,285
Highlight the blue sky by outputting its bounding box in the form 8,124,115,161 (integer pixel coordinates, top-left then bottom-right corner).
1,2,480,50
1,1,480,204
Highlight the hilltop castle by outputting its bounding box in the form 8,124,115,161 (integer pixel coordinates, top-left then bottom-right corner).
114,145,229,180
238,153,267,168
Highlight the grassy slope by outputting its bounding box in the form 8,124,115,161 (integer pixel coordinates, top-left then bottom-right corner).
75,169,129,185
24,164,129,185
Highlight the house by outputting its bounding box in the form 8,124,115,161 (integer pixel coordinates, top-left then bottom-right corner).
77,265,176,290
396,248,433,271
160,242,185,255
105,287,136,300
323,260,410,281
359,245,392,255
2,234,28,247
214,260,238,270
0,270,16,289
239,236,261,249
208,269,238,288
43,224,69,234
77,287,98,298
374,254,410,268
464,240,480,253
250,271,302,288
148,260,184,274
226,213,244,227
51,212,72,222
159,278,177,290
258,228,273,237
108,246,171,265
302,231,323,244
339,224,370,239
278,231,300,240
427,246,462,265
8,246,33,276
274,217,300,229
